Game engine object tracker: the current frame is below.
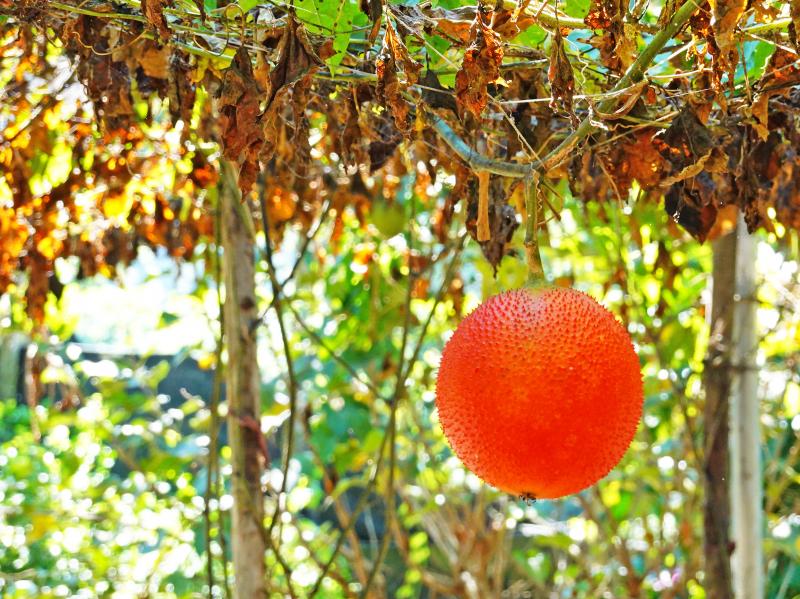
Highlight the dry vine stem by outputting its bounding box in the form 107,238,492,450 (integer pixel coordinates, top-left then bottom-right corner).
427,0,705,178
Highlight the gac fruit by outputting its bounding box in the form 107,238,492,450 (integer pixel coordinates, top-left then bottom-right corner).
435,287,642,499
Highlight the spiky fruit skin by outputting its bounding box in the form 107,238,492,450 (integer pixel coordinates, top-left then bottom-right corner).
435,287,643,499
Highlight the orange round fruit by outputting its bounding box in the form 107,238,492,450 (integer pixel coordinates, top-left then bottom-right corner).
435,287,643,499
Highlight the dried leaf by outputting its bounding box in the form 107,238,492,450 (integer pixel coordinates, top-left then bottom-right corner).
136,41,170,79
420,70,458,112
267,13,326,108
368,128,402,172
705,204,739,241
0,206,29,291
360,0,383,43
750,49,800,140
664,177,719,241
167,50,196,125
466,177,519,271
548,28,575,116
259,13,328,172
792,1,800,51
429,6,475,43
142,0,171,40
709,0,746,53
376,22,421,131
620,129,665,189
217,46,263,193
654,107,714,186
772,156,800,230
455,9,504,118
476,171,491,242
66,16,137,132
583,0,628,29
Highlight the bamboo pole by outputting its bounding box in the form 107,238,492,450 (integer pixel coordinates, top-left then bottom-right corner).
704,229,736,599
730,214,762,599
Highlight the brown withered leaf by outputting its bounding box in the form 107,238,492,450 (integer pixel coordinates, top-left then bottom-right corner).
260,13,329,171
569,146,621,201
622,129,665,189
654,107,714,187
385,21,422,85
167,50,196,125
687,3,727,94
772,156,800,230
266,13,326,108
584,0,619,30
376,52,409,131
428,6,475,43
465,177,519,271
67,16,135,132
791,1,800,51
135,40,170,79
709,0,746,78
750,0,779,21
664,175,720,241
142,0,171,40
577,129,665,200
705,204,739,241
751,48,800,140
424,5,534,43
376,22,421,132
217,46,263,193
189,152,218,188
0,205,29,292
657,0,681,28
455,9,503,118
360,0,382,43
491,9,535,39
420,70,458,112
548,27,575,117
589,31,630,73
368,118,403,172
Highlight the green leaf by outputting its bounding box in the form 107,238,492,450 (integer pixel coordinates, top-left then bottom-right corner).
293,0,367,68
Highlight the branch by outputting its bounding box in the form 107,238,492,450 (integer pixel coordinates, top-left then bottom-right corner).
428,0,704,178
253,175,300,548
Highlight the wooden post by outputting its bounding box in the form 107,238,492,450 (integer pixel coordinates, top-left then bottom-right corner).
220,159,268,599
703,229,735,599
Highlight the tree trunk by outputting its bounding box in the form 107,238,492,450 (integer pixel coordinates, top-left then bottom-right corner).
729,215,762,599
703,229,735,599
220,159,267,599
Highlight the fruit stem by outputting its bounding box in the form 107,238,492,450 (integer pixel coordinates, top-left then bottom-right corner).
524,171,547,287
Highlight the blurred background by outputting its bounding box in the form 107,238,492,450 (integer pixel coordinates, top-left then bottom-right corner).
2,185,799,597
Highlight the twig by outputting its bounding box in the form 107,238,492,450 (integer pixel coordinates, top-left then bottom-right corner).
253,175,300,549
284,298,384,398
254,198,332,327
